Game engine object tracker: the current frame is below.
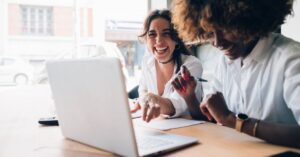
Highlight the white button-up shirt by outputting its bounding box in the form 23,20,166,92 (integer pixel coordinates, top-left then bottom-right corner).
139,54,203,117
210,33,300,125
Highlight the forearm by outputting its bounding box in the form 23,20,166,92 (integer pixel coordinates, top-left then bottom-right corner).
223,115,300,148
254,121,300,148
158,97,175,116
184,94,207,120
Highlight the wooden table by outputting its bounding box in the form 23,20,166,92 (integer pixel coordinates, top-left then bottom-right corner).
1,85,299,157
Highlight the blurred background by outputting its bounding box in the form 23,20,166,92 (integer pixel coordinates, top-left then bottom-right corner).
0,0,299,92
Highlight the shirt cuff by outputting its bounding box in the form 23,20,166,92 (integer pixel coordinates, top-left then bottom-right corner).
168,96,187,118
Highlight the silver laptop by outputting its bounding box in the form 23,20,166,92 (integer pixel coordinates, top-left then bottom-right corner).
46,57,198,157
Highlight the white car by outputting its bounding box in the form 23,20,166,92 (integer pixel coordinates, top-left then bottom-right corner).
0,56,34,85
34,42,129,84
80,42,130,79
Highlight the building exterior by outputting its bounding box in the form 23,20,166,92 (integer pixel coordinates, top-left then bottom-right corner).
0,0,170,79
2,0,95,60
0,0,152,61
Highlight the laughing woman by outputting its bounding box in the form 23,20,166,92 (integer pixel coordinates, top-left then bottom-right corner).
131,9,205,122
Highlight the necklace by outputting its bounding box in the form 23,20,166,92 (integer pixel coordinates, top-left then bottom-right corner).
159,57,174,64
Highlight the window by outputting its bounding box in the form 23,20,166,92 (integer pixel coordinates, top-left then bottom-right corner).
21,5,53,36
2,0,149,87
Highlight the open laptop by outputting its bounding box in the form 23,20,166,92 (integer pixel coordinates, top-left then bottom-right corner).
46,57,198,157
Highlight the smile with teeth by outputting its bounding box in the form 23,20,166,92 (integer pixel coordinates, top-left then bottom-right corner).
219,45,233,51
155,47,168,54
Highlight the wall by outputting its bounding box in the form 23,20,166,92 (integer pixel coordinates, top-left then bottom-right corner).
282,0,300,42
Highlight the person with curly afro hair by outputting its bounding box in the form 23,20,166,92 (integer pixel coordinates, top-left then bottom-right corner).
171,0,300,147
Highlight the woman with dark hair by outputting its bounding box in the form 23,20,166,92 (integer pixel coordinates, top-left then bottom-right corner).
131,9,204,122
171,0,300,147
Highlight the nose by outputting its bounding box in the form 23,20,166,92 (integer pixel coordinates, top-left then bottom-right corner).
156,34,163,44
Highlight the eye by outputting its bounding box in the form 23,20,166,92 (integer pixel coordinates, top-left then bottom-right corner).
147,32,156,38
163,30,171,35
163,32,171,37
162,28,172,37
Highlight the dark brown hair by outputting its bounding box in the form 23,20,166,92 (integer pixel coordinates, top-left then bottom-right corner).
172,0,293,43
139,9,190,72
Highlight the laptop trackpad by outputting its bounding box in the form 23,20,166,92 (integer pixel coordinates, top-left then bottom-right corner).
134,128,198,156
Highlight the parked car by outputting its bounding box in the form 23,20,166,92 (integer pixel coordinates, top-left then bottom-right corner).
0,56,34,85
33,42,129,84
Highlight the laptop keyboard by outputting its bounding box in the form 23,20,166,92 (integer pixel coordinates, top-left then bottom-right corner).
137,136,174,150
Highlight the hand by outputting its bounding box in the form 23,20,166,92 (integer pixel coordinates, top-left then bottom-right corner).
172,66,197,100
139,93,162,122
200,92,234,126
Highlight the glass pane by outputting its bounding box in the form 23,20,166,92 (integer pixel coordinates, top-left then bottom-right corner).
1,0,147,88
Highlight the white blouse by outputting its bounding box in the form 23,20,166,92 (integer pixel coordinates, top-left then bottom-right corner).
139,54,203,117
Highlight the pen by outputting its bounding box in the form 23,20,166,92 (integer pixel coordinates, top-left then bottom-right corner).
197,78,208,82
174,70,208,82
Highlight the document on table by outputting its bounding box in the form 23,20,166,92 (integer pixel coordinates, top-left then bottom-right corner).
129,99,142,119
133,118,205,131
131,110,142,119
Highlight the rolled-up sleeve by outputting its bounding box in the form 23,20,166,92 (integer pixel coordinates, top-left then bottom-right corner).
138,57,150,95
283,47,300,125
169,56,203,117
138,69,147,95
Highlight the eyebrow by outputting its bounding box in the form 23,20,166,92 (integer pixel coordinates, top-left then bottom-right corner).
148,28,171,33
162,28,171,32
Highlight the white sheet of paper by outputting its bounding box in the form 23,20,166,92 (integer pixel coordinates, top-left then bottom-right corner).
133,118,205,130
131,110,142,118
128,99,142,119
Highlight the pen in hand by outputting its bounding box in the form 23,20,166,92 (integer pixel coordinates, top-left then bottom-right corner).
173,65,208,93
174,67,208,83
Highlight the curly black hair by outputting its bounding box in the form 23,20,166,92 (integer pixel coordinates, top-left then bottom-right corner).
139,9,191,72
172,0,293,43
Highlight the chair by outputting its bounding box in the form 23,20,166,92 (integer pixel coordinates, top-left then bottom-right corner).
128,85,139,99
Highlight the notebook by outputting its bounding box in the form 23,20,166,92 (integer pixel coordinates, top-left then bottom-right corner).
133,118,205,131
46,57,198,157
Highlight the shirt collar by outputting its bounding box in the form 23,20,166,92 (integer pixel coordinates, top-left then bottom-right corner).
226,33,276,65
146,54,156,67
145,54,179,94
145,54,178,76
